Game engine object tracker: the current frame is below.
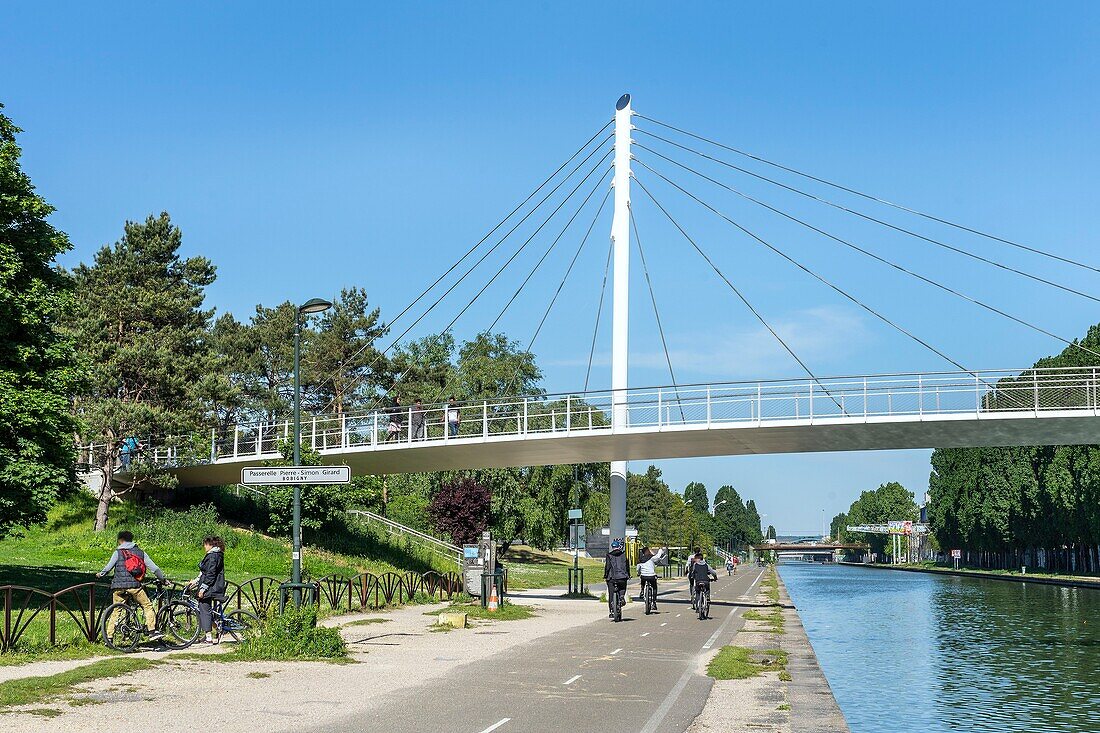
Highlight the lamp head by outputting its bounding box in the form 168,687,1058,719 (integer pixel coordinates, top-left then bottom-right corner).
298,297,333,315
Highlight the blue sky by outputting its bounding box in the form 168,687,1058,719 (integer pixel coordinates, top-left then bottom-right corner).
4,3,1099,533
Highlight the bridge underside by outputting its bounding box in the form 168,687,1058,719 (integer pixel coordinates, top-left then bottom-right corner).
169,409,1100,488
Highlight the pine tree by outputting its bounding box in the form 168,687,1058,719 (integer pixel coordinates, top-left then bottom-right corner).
0,104,81,534
68,212,220,530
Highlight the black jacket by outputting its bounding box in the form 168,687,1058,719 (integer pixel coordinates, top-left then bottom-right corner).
689,560,717,585
197,548,227,599
603,549,630,581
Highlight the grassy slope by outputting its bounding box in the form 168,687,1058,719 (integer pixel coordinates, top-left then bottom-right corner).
0,493,424,592
500,545,603,591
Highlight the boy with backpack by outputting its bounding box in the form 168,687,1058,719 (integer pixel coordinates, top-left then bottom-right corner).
96,530,169,639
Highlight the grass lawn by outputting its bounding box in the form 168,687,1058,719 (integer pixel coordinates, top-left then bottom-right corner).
500,545,602,591
706,646,788,680
0,658,160,711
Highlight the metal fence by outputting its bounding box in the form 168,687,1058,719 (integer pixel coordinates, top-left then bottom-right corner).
0,570,465,652
81,366,1100,469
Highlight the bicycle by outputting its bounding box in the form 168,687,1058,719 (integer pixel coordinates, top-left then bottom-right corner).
174,588,259,645
643,579,657,615
101,581,200,652
695,581,711,620
608,581,625,622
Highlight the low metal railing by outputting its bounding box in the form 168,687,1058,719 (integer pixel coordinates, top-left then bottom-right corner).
0,571,465,652
82,366,1100,469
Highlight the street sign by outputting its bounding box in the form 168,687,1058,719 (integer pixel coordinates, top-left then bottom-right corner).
887,520,913,536
568,523,587,549
241,466,351,485
568,508,583,520
951,549,961,559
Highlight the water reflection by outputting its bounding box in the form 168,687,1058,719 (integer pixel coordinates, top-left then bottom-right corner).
778,562,1100,732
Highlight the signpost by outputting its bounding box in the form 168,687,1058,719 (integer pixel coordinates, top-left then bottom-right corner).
568,509,584,595
951,549,962,570
241,466,351,486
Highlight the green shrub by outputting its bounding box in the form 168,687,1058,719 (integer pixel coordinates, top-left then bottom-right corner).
235,605,347,660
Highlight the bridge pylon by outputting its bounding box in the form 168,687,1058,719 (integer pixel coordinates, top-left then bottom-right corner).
609,93,633,543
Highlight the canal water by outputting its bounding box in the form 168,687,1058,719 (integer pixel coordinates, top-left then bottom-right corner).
778,562,1100,732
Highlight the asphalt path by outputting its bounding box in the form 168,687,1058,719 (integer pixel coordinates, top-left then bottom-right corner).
314,566,766,733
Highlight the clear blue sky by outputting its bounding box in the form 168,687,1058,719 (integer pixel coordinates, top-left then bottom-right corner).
5,3,1099,533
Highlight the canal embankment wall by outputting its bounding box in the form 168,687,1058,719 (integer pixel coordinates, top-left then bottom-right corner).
839,561,1100,590
689,568,850,733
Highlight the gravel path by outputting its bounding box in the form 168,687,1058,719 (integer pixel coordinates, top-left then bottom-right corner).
0,595,600,732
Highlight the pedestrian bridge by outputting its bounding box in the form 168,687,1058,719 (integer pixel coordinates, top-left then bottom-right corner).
138,367,1100,488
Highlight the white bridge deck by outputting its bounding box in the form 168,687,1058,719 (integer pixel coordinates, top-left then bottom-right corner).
130,367,1100,488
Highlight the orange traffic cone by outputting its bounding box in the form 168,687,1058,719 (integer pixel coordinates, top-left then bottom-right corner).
488,586,499,613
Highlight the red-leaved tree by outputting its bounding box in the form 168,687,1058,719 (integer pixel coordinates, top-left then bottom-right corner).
428,477,491,545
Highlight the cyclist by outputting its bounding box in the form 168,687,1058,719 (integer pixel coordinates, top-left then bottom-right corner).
96,530,168,641
636,546,667,610
688,552,718,612
188,535,227,644
603,537,630,620
686,546,702,609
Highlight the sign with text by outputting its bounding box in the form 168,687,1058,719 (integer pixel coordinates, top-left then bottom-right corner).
568,508,583,520
241,466,351,485
951,549,962,559
888,520,913,536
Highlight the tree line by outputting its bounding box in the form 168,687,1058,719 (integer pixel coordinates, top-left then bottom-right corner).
927,325,1100,574
0,104,767,555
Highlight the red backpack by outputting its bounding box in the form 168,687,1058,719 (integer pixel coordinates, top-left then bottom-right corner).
119,548,147,581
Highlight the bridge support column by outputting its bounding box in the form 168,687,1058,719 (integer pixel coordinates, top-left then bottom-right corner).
609,93,632,542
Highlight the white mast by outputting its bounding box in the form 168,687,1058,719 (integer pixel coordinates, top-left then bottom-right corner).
609,93,632,542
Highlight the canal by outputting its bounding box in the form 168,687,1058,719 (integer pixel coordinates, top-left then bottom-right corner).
778,561,1100,732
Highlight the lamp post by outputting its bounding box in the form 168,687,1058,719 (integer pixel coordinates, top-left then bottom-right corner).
292,297,332,603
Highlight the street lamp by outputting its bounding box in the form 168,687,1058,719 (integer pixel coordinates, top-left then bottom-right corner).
711,499,728,516
292,297,332,603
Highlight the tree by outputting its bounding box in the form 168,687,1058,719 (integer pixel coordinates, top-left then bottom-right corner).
68,212,221,530
306,287,390,415
453,331,542,400
829,512,848,542
845,481,918,556
766,525,777,540
684,481,709,516
0,104,81,535
712,485,747,549
389,333,456,403
428,477,491,545
743,500,764,545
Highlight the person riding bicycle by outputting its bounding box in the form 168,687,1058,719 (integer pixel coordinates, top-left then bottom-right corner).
636,546,667,610
188,535,228,644
688,552,718,608
603,537,630,619
686,546,703,609
96,530,168,640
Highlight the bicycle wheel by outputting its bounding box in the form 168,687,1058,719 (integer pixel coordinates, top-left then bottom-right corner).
102,602,141,652
160,600,200,649
221,609,259,643
696,589,706,620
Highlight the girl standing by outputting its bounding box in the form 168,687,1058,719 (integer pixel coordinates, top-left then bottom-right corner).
191,536,227,644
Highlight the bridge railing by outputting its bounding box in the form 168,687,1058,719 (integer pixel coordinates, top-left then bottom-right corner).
84,367,1100,469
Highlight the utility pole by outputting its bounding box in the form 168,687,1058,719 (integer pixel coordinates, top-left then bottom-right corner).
609,93,632,543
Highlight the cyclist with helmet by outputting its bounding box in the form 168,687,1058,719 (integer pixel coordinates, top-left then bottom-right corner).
688,551,718,612
603,537,630,620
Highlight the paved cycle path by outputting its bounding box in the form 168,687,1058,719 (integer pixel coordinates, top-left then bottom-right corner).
312,566,765,733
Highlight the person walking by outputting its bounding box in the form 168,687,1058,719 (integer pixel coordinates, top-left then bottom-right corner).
386,397,403,442
97,530,168,640
188,536,227,644
446,396,461,438
726,558,734,576
118,435,142,471
411,398,426,440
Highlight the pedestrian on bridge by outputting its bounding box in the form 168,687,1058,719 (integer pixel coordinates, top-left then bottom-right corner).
446,396,461,438
387,397,403,442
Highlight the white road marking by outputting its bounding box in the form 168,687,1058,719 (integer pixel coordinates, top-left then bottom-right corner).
676,613,681,618
611,647,622,655
562,675,581,685
660,622,667,627
702,608,740,651
641,632,650,637
477,719,510,733
639,668,694,733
